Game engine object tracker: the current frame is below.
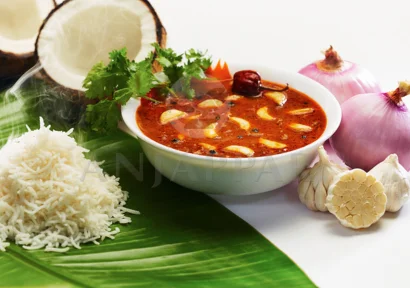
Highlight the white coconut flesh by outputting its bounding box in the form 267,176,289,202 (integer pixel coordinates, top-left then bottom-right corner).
36,0,161,91
0,0,54,55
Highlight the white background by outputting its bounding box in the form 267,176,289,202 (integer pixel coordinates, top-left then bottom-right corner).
147,1,410,287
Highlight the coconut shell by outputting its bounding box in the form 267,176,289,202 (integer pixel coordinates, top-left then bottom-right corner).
0,0,56,80
0,51,36,80
34,0,167,99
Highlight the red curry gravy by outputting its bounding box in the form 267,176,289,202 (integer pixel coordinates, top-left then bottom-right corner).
136,80,327,158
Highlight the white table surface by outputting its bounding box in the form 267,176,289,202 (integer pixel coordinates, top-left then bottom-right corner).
147,1,410,287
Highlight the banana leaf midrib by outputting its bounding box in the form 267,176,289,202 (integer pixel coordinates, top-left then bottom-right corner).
6,245,88,288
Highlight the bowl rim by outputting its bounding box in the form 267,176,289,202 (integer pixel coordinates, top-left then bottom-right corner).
121,65,342,163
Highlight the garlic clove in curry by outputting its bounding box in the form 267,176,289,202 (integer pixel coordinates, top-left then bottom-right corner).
229,116,250,131
200,143,217,151
265,91,287,106
198,99,224,108
257,106,275,121
160,109,188,125
223,145,254,157
368,154,410,212
259,138,287,149
298,145,348,212
288,108,315,115
289,123,313,133
225,95,243,101
204,122,219,139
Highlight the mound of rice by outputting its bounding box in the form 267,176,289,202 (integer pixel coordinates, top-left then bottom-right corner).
0,118,138,252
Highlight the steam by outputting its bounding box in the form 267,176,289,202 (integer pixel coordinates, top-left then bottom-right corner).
5,61,86,128
7,63,42,98
1,62,87,146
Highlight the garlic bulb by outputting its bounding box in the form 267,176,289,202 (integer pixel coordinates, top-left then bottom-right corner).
298,146,348,211
326,169,387,229
368,154,410,212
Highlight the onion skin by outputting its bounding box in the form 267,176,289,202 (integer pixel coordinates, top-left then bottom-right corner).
330,92,410,171
299,47,382,104
299,62,381,104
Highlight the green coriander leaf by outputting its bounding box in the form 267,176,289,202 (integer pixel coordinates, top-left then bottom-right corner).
185,48,205,59
85,70,128,100
114,88,133,105
82,48,131,100
183,61,206,79
128,51,154,74
152,43,184,85
156,56,172,68
179,50,212,99
185,49,212,70
107,48,130,72
128,62,137,74
202,57,212,70
164,66,184,86
109,47,127,59
181,78,195,99
154,72,170,84
128,70,155,98
127,59,157,98
83,62,106,99
152,43,183,65
85,100,121,133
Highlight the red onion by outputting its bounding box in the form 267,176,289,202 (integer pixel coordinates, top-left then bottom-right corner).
330,81,410,171
299,46,382,104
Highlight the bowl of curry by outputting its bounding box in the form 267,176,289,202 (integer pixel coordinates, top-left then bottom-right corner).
122,64,341,195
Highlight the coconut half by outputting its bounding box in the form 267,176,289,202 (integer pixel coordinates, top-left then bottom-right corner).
35,0,167,92
0,0,55,78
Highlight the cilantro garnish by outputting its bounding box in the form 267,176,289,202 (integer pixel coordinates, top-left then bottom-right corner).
83,48,132,100
82,44,212,133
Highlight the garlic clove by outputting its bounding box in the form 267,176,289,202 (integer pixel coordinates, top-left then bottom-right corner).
297,145,348,212
314,182,327,211
257,106,275,121
264,91,287,106
229,117,250,130
198,99,224,108
326,169,387,229
223,145,254,157
225,95,243,101
258,138,286,149
160,109,188,125
305,182,317,211
289,123,313,132
298,173,311,204
368,154,410,212
200,143,217,150
288,108,315,115
204,122,219,139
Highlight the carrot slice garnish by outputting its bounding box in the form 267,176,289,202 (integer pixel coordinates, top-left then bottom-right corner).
206,59,232,80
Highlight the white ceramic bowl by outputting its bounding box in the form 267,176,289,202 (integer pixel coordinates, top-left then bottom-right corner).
122,64,341,195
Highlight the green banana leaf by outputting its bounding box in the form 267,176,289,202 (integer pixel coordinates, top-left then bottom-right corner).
0,80,315,288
